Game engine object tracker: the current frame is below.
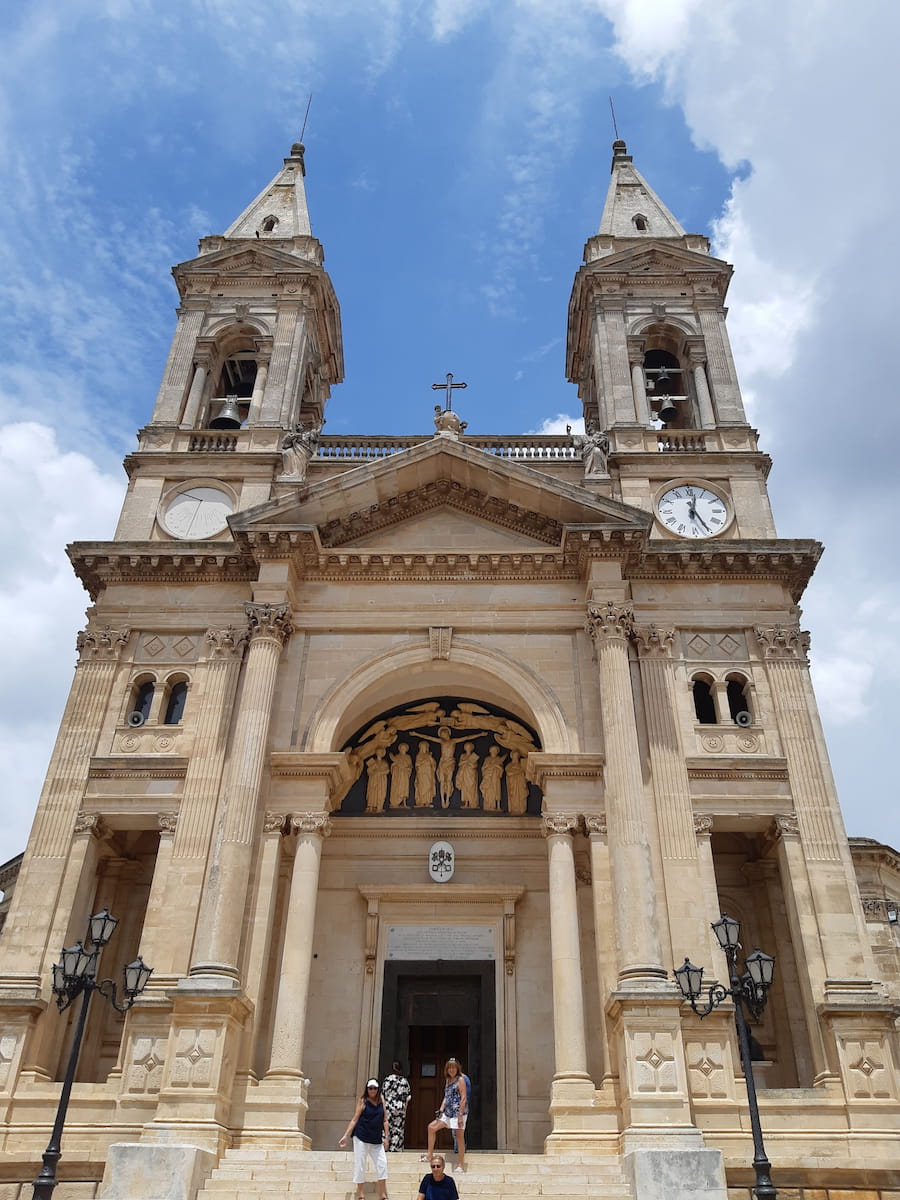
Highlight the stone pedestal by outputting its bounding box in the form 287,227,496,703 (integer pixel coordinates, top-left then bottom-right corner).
101,1143,217,1200
625,1147,727,1200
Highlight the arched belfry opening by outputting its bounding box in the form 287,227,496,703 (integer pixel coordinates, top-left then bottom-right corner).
334,697,543,816
641,326,696,429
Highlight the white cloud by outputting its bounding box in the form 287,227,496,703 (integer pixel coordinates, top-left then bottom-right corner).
528,413,583,435
0,423,122,864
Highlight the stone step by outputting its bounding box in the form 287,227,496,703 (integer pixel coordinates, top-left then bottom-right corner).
199,1150,632,1200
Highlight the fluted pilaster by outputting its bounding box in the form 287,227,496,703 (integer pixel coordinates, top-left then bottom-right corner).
587,602,665,983
542,814,590,1080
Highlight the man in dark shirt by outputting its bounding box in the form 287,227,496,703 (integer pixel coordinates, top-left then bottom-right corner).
416,1153,459,1200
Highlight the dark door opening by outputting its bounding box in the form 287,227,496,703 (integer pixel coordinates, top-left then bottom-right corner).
379,961,496,1150
408,1025,467,1151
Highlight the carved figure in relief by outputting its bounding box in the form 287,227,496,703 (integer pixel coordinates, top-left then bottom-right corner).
365,749,389,813
455,743,480,809
389,744,412,808
449,703,536,757
481,745,505,812
280,420,321,479
414,743,437,808
417,726,470,808
505,749,529,815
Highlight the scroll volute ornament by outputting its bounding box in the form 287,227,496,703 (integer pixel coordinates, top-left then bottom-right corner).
541,813,580,838
245,602,293,645
632,624,676,657
76,625,131,659
586,601,634,646
206,625,249,656
755,624,810,662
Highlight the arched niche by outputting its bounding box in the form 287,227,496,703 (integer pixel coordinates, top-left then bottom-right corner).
336,695,543,817
304,640,573,756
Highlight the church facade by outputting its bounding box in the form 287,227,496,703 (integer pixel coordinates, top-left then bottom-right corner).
1,139,899,1200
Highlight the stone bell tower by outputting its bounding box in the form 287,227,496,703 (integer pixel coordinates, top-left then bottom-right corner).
115,140,343,542
567,138,775,539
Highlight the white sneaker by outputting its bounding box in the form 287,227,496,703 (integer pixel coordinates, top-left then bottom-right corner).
454,1166,464,1174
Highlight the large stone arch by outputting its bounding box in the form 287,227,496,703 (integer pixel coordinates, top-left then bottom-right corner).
304,637,574,755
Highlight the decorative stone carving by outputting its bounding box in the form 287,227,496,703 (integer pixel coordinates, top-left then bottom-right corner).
700,734,725,753
157,814,178,834
755,624,811,662
74,811,106,837
0,1034,19,1091
76,625,130,659
771,813,800,839
541,813,579,838
245,602,293,644
291,812,332,838
685,1041,730,1099
569,422,609,477
632,624,676,657
280,421,322,480
586,600,634,645
125,1034,168,1095
263,813,287,834
842,1038,895,1099
584,814,608,839
206,626,248,656
170,1028,216,1088
631,1030,679,1093
693,814,713,838
429,626,452,660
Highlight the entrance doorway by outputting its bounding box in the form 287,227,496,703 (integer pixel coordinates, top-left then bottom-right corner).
379,961,496,1150
408,1025,467,1152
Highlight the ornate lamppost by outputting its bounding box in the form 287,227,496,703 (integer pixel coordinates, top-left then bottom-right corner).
32,909,153,1200
674,914,777,1200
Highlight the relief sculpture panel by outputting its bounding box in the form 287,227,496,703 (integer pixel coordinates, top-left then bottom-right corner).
336,696,542,816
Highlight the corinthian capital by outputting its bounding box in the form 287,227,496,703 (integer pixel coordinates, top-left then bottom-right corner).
586,600,634,646
584,814,608,839
755,624,810,662
632,624,676,657
541,813,580,838
291,812,332,838
206,625,249,657
76,624,130,660
245,602,293,645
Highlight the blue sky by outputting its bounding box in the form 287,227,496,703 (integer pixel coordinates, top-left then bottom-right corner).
1,0,898,866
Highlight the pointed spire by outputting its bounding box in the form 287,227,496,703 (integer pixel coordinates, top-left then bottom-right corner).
598,140,686,239
223,141,312,239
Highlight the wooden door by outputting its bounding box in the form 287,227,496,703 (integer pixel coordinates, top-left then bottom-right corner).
407,1025,468,1150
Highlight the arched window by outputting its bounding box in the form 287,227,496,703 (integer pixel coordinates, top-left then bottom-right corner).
643,347,688,428
692,676,717,724
163,681,188,725
727,676,752,724
209,345,259,428
131,680,155,722
261,215,278,232
633,214,648,231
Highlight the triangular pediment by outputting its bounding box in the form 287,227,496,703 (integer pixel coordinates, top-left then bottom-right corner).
174,242,320,283
339,505,554,551
588,241,730,278
231,436,651,555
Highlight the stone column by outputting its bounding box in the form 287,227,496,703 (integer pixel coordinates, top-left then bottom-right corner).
584,815,615,1086
153,306,207,424
191,603,293,980
0,625,129,983
628,341,652,424
135,815,178,973
755,625,878,988
542,814,590,1082
180,358,209,429
696,308,744,423
687,348,716,429
149,627,247,979
266,813,332,1080
246,358,270,426
633,625,712,967
586,601,665,983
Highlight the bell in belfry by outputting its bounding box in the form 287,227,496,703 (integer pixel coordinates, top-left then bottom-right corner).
208,396,242,429
657,395,677,425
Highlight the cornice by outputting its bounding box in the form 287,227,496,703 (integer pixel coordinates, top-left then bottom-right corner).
88,756,189,780
331,817,542,840
69,541,257,600
632,539,822,603
359,884,526,904
686,756,789,782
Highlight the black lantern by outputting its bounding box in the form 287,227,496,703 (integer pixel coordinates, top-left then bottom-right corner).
87,907,119,948
674,957,704,1001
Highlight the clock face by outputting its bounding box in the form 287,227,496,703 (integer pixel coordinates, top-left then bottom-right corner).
162,487,233,539
657,484,729,539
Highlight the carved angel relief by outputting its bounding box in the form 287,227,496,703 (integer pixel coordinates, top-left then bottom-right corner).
336,696,542,816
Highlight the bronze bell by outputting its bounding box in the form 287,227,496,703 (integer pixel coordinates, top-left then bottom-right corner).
209,396,242,429
657,396,677,424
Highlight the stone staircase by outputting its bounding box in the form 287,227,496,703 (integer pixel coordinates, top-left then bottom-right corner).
197,1149,633,1200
